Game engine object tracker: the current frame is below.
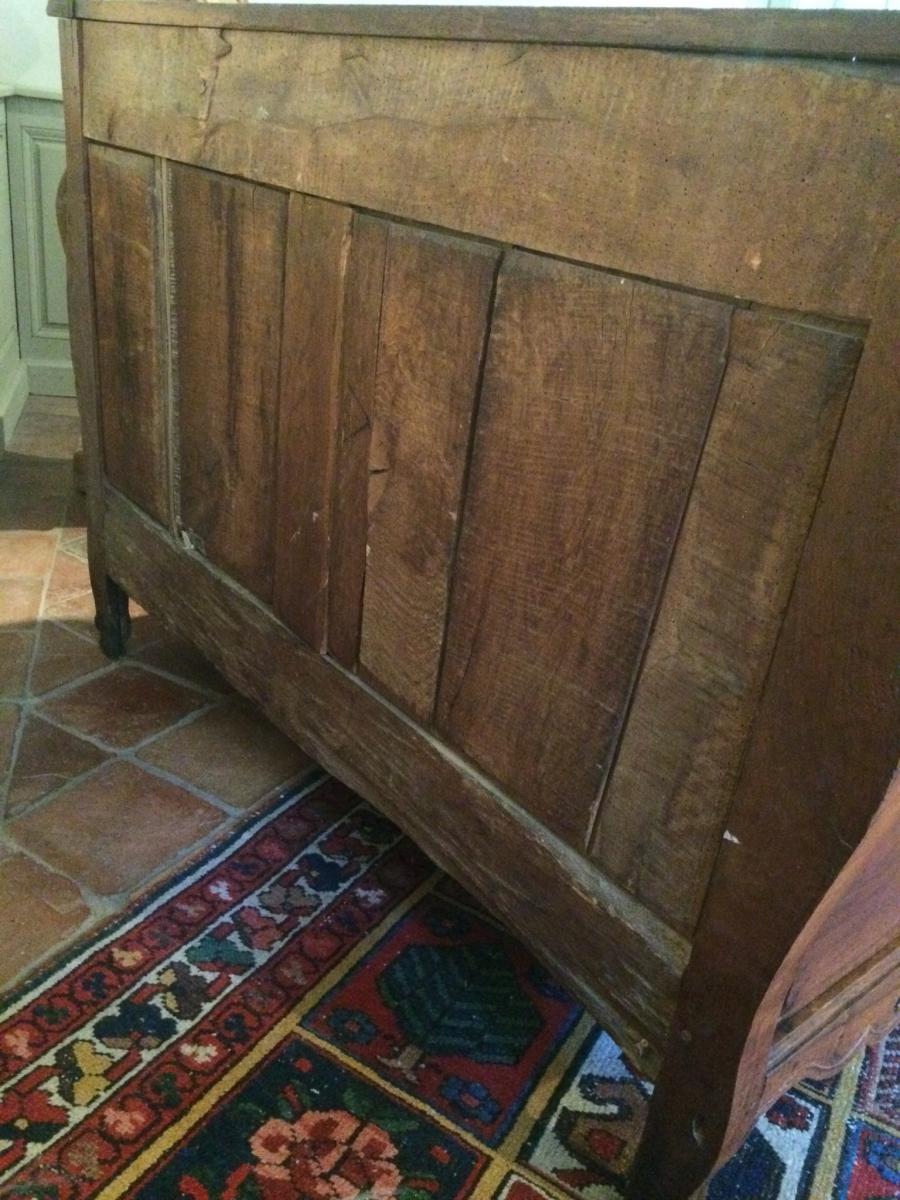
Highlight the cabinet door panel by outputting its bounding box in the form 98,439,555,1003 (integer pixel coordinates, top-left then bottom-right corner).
437,251,731,846
172,163,286,601
90,144,167,523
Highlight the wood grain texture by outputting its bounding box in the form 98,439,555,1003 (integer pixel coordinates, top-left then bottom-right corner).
89,143,168,524
273,194,352,649
357,226,499,720
65,13,900,1197
437,252,730,846
80,24,900,319
57,18,111,615
628,234,900,1200
592,310,863,933
777,769,900,1025
51,2,900,62
171,163,286,601
104,485,688,1061
327,213,388,669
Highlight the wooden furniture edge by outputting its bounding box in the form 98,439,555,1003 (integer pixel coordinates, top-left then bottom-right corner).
57,14,899,1193
103,484,689,1070
625,211,900,1193
47,2,900,62
765,941,900,1100
58,18,129,652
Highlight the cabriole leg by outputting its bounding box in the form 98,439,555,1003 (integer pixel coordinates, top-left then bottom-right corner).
95,576,131,659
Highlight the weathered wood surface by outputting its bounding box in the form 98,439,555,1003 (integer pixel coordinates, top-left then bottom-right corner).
61,9,900,1196
592,310,863,931
777,769,900,1025
327,214,388,669
760,775,900,1132
171,163,286,601
437,252,729,846
628,233,900,1199
104,484,689,1063
273,195,352,649
89,144,168,524
80,23,900,319
58,19,113,616
357,226,498,721
49,2,900,62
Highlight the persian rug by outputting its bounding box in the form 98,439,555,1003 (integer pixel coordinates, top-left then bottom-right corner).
0,776,897,1200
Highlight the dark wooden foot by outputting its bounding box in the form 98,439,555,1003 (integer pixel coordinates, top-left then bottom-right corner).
95,577,131,658
625,1076,723,1200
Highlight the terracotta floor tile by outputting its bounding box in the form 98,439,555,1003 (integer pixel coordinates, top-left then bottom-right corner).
30,622,108,696
38,665,208,749
42,550,94,622
9,410,82,459
0,853,90,987
127,612,168,649
9,760,226,895
0,629,35,698
45,549,91,597
0,701,22,775
62,532,88,561
139,697,312,808
0,578,44,625
0,456,72,531
136,635,231,695
6,713,109,815
0,531,59,577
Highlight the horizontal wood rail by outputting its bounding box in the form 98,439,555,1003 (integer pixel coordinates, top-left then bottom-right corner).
47,2,900,62
103,484,690,1071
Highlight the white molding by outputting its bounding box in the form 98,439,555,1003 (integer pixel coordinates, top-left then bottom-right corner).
6,95,75,398
0,327,28,450
20,121,70,339
26,359,76,398
0,98,28,447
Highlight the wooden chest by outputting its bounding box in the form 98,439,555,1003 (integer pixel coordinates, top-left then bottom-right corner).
52,3,900,1194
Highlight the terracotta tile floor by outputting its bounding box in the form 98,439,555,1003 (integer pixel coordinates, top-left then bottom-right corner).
0,396,315,992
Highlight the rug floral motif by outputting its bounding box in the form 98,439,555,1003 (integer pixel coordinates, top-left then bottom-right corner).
0,776,896,1200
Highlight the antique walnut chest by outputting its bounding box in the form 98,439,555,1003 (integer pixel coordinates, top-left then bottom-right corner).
51,3,900,1195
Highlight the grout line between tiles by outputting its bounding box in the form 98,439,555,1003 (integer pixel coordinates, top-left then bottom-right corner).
122,656,230,701
0,531,62,816
33,696,221,756
0,767,322,993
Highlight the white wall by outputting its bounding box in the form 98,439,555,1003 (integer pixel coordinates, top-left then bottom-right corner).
0,0,63,97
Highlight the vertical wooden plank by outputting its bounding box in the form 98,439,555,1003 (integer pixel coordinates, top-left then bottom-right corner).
273,195,352,648
357,226,499,720
171,163,286,602
591,310,862,934
436,251,731,847
327,213,389,668
89,143,168,524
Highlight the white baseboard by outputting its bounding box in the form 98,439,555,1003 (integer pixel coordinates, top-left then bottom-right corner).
26,360,76,398
0,328,29,449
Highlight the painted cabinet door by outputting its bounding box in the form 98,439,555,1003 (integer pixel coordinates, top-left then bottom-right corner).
6,95,73,398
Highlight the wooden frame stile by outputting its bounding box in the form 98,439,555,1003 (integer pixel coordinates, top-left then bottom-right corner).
52,5,900,1197
57,16,131,655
